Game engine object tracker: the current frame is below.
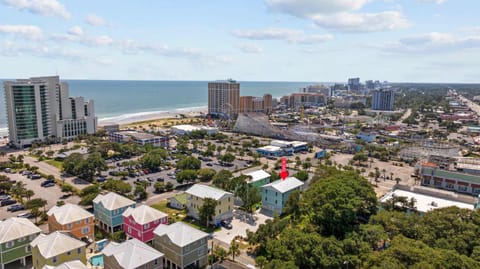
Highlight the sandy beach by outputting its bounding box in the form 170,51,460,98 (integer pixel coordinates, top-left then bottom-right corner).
98,106,208,126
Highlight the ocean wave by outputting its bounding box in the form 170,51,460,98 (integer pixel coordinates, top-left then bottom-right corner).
98,106,207,125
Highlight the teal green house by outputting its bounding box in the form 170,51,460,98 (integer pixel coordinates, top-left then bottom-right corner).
245,170,271,189
0,217,41,269
261,177,304,215
93,192,136,233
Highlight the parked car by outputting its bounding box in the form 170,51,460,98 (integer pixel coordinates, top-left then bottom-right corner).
42,182,55,188
0,195,11,201
17,212,33,218
30,174,42,180
220,220,232,229
156,177,165,182
206,163,213,167
7,204,25,212
41,180,55,187
22,170,32,176
1,199,16,206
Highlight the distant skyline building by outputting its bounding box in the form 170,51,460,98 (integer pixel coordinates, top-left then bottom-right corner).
348,77,361,93
300,84,332,97
4,76,97,148
207,79,240,118
371,88,395,111
239,93,272,114
280,93,326,109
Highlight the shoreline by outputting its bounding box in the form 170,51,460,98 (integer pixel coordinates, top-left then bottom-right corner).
98,106,208,126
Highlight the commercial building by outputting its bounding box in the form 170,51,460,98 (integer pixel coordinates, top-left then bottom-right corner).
419,164,480,195
208,79,240,119
348,77,361,93
47,203,94,241
122,205,168,243
109,131,169,147
153,222,209,269
93,192,136,233
261,177,304,214
102,238,164,269
185,184,234,226
0,217,42,269
371,89,395,111
270,140,308,153
280,93,326,109
30,232,86,269
300,84,332,97
256,145,285,157
170,125,218,136
4,76,97,148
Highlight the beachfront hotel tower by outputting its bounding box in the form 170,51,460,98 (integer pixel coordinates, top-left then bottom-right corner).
4,76,97,148
208,79,240,119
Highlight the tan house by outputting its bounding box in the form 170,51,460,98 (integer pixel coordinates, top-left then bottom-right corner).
153,222,209,269
185,184,233,226
30,232,86,269
47,203,94,241
102,238,164,269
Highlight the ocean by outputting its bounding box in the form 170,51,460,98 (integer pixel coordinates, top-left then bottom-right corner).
0,80,318,136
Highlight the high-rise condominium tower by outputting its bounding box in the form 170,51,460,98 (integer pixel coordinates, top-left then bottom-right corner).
4,76,97,148
208,79,240,118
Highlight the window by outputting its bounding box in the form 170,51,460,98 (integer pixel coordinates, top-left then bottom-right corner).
218,209,221,214
67,251,71,256
154,259,158,265
18,236,26,242
458,185,468,192
144,223,150,229
67,223,72,229
446,183,455,189
52,256,57,263
154,219,159,224
228,197,231,202
25,245,31,252
85,218,89,224
128,226,132,233
6,241,13,248
76,220,81,225
275,192,278,197
77,248,82,254
82,227,90,234
265,197,267,201
275,200,277,205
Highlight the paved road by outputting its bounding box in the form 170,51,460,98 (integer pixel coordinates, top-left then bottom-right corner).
459,95,480,116
396,108,412,125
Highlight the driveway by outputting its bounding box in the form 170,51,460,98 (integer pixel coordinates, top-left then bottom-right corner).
213,209,272,245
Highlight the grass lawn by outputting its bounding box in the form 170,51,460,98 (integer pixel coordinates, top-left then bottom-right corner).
45,159,63,170
151,200,220,233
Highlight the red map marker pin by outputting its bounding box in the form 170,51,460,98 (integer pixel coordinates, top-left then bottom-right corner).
279,157,289,180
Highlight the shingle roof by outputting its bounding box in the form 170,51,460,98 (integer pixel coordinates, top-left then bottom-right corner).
102,238,164,269
30,232,86,258
44,260,89,269
244,170,270,183
0,217,41,244
47,203,93,225
262,177,304,193
185,184,232,200
122,205,167,225
153,222,208,247
93,192,135,210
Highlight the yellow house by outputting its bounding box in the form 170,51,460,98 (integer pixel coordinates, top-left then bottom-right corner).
30,232,86,269
185,184,234,225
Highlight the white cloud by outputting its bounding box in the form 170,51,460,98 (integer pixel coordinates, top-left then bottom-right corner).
312,11,409,32
266,0,369,17
417,0,446,4
233,28,333,44
238,43,264,53
0,41,84,60
86,14,107,26
3,0,71,19
51,27,114,46
265,0,409,33
0,24,43,39
67,26,83,37
378,32,480,53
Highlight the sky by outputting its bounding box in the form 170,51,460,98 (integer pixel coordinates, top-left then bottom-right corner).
0,0,479,83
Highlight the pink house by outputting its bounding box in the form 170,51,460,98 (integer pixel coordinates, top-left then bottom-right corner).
122,205,168,243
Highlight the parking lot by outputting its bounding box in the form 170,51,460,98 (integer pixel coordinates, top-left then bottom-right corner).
0,172,80,220
213,208,272,245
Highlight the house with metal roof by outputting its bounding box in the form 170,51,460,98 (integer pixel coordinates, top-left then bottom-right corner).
0,217,42,269
153,222,208,269
185,184,234,225
122,205,168,243
93,192,136,233
30,232,86,269
261,177,304,214
44,260,89,269
167,193,187,210
244,169,271,188
47,203,94,241
102,238,164,269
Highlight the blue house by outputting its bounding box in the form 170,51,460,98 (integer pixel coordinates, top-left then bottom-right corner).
261,177,304,215
93,192,136,233
356,132,377,143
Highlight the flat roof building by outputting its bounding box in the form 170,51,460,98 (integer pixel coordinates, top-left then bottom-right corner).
109,131,168,147
170,125,218,136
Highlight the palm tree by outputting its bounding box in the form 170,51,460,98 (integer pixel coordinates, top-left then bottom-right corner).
390,172,394,181
229,239,240,262
24,189,34,200
381,169,386,182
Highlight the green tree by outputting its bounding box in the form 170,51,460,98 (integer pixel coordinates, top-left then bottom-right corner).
176,169,197,184
212,169,233,190
62,153,83,175
283,190,301,219
197,168,216,182
229,239,240,262
293,170,308,181
134,184,148,200
103,179,132,195
219,153,236,164
199,198,217,227
140,148,168,170
176,156,201,170
236,183,261,213
61,184,74,197
154,182,165,193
